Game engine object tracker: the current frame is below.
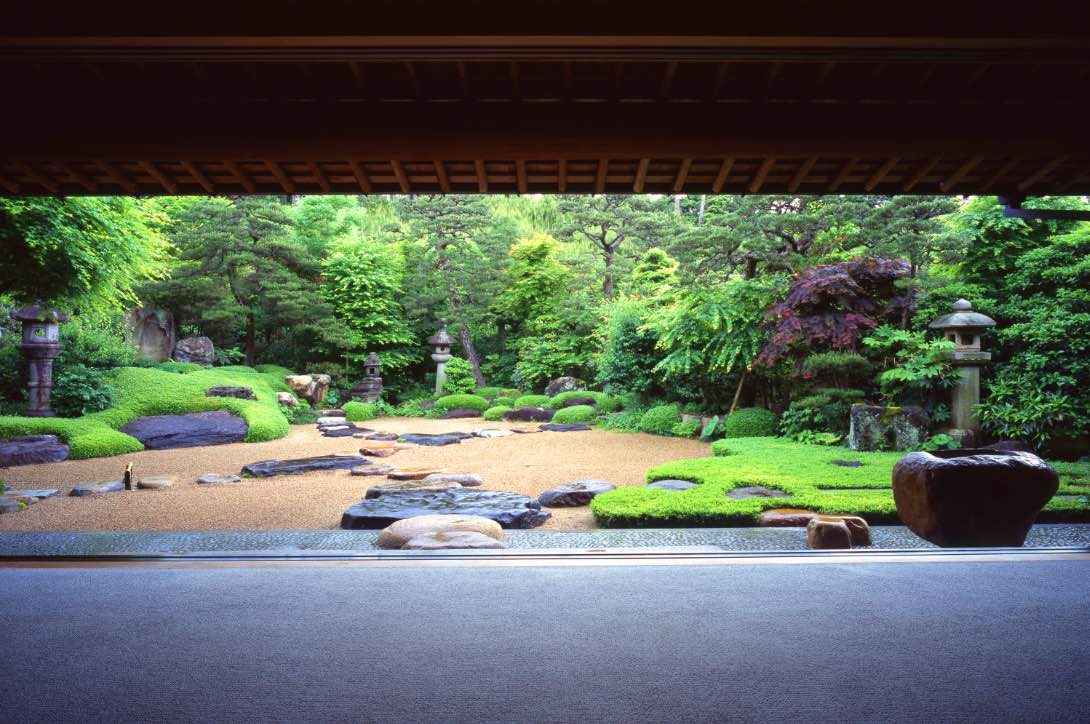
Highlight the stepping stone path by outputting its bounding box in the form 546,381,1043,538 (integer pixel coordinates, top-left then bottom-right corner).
830,460,865,468
423,473,483,486
647,479,697,491
197,474,242,485
402,531,505,550
5,488,60,499
342,489,550,529
758,508,818,527
539,423,591,432
242,454,369,477
398,433,471,446
71,480,125,496
0,434,70,466
365,480,464,499
357,431,400,441
726,486,789,499
539,479,615,507
375,514,504,549
121,411,248,450
473,429,513,438
351,464,396,476
205,386,255,400
137,476,174,490
387,468,445,481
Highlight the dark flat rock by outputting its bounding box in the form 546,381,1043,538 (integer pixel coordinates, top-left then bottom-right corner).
398,433,472,446
341,488,551,529
727,486,789,499
0,498,22,513
502,407,555,422
358,431,399,441
0,434,70,467
316,409,345,418
830,460,864,468
321,426,362,438
439,408,483,419
539,479,616,507
242,454,369,477
197,474,241,485
70,480,125,496
539,423,591,432
121,412,247,450
4,488,60,499
205,386,255,400
648,479,698,491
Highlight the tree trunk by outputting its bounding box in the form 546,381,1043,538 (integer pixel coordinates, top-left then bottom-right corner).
728,370,748,416
697,195,707,228
244,311,257,366
457,319,487,387
602,244,616,300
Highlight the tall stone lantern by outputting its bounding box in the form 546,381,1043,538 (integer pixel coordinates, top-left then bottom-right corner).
349,352,384,403
928,299,996,445
11,301,68,417
427,319,457,396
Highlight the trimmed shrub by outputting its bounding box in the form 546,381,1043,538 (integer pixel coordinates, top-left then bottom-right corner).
723,407,778,438
637,404,681,436
552,405,596,424
483,405,511,421
545,390,622,411
492,396,516,408
343,400,379,422
52,364,115,417
514,394,550,408
600,409,645,432
671,420,701,438
440,358,476,394
434,394,490,413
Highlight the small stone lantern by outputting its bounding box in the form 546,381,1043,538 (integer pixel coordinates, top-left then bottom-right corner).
427,319,457,396
349,352,384,403
928,299,996,445
10,301,68,417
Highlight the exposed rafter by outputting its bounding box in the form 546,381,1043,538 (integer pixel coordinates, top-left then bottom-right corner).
265,160,295,194
633,158,650,193
390,159,410,193
180,160,214,193
349,160,372,192
224,161,256,193
673,158,692,193
138,160,177,194
749,157,774,193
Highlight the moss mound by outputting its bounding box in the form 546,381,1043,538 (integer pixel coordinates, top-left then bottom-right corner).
434,394,490,413
552,405,597,424
723,407,778,438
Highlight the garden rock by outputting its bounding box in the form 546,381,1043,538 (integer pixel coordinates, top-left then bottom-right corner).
374,514,504,549
317,409,345,417
121,411,248,450
561,396,597,408
316,416,350,426
545,376,585,396
71,480,125,496
818,514,872,546
205,386,255,400
758,508,818,527
365,480,463,499
848,404,930,452
285,374,331,406
387,468,445,481
402,531,506,550
4,488,59,499
322,427,362,438
358,442,408,458
344,489,550,530
540,423,591,432
473,429,513,438
439,408,483,419
137,476,174,490
424,473,483,486
892,449,1058,547
648,479,697,491
398,433,470,446
173,335,214,366
727,486,789,499
511,427,542,434
350,464,396,476
129,306,175,362
0,434,70,467
358,431,400,442
502,407,555,422
242,454,368,477
539,479,615,507
830,460,864,468
807,517,853,549
276,392,298,408
197,474,241,485
0,498,22,514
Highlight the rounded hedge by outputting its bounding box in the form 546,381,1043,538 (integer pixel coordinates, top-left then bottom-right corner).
637,404,681,436
545,390,622,412
552,404,596,424
482,405,511,421
492,396,516,408
723,407,778,438
434,393,490,413
342,400,379,422
514,394,550,408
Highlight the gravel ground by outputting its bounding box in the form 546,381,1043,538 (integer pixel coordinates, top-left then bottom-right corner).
0,417,710,532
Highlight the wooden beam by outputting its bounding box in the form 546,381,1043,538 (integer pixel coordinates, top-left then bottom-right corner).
864,157,899,192
509,62,521,101
980,158,1019,192
390,159,410,193
515,159,527,194
596,159,608,193
138,160,177,194
761,62,782,101
98,161,136,194
0,169,20,194
404,62,420,100
474,159,488,192
457,61,471,100
562,61,573,103
787,156,817,193
13,162,58,194
940,156,984,192
265,160,295,194
633,158,650,193
903,158,939,192
1017,157,1066,192
808,62,835,99
180,160,214,193
709,61,730,102
711,157,734,193
557,159,567,192
348,61,366,96
672,158,692,193
434,160,450,193
659,61,678,101
829,157,858,192
308,161,332,192
748,157,774,193
348,160,372,192
58,162,98,192
224,161,256,193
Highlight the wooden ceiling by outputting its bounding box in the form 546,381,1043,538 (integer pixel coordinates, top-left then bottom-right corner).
2,2,1090,197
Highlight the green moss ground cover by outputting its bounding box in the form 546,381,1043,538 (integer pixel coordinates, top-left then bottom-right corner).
590,437,1090,527
0,365,295,459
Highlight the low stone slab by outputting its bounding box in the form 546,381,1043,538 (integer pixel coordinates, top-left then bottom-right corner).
358,431,400,441
726,486,789,499
539,423,592,432
473,429,514,438
316,409,345,418
197,474,241,485
316,417,349,426
242,454,369,477
137,476,174,490
5,488,60,499
539,479,615,507
830,460,864,468
398,433,470,446
402,531,505,550
322,427,362,438
502,407,555,422
423,473,483,487
758,508,818,527
351,464,396,477
365,480,463,499
439,408,483,419
342,489,551,529
0,434,70,467
205,386,255,400
374,514,504,549
70,480,125,496
121,412,248,450
647,479,697,491
0,498,22,514
387,468,445,481
511,427,542,434
560,396,597,408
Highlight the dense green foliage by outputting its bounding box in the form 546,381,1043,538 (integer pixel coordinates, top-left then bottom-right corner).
637,404,682,436
552,405,597,424
342,400,380,422
722,407,778,438
433,394,490,413
440,358,477,395
482,405,511,421
514,394,550,408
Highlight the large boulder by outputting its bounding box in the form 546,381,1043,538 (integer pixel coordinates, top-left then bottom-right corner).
807,517,853,549
561,396,597,408
242,453,368,477
129,307,175,362
0,434,70,467
401,531,505,550
848,404,930,452
539,479,616,507
375,514,504,549
276,392,298,408
173,336,214,366
342,489,551,529
892,449,1059,547
439,408,483,419
544,376,586,397
121,412,247,450
284,374,331,406
502,407,554,422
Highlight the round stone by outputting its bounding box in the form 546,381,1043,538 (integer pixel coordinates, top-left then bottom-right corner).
539,479,615,507
197,474,241,485
137,476,174,490
647,479,697,492
423,473,484,486
401,531,506,550
375,515,504,550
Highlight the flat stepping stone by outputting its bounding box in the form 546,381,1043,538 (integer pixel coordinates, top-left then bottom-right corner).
197,474,241,485
473,429,514,438
242,454,369,477
322,427,363,438
539,423,591,432
316,409,345,417
357,431,399,441
758,508,818,527
539,479,616,507
423,473,483,487
0,498,23,514
439,408,483,419
365,480,463,499
502,407,555,422
205,386,255,400
648,479,697,491
70,480,125,496
342,489,551,530
830,460,865,468
375,514,504,549
727,486,789,499
402,531,505,550
316,417,349,426
398,433,470,446
387,468,445,481
5,488,60,499
359,441,413,458
0,434,70,466
351,464,396,477
137,476,174,490
121,412,247,450
511,427,542,434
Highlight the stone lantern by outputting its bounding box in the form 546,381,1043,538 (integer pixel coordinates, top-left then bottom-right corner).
928,299,996,445
427,319,457,396
349,352,384,403
10,301,68,417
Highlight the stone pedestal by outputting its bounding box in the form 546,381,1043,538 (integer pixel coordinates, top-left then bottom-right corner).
11,302,68,417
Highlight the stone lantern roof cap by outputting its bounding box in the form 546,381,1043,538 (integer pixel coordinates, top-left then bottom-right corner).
364,351,381,366
10,300,68,323
427,319,457,346
928,299,996,330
